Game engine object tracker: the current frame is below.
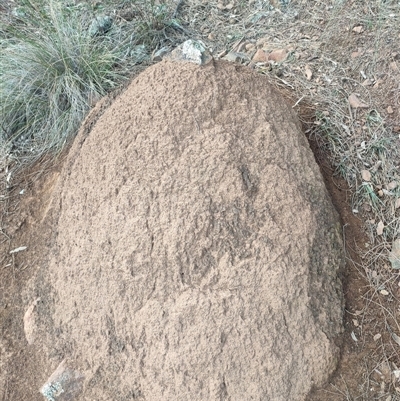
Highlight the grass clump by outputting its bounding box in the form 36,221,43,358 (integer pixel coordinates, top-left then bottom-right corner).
0,0,188,171
0,0,128,167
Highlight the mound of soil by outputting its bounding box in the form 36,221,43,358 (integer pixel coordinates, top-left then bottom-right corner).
29,60,344,400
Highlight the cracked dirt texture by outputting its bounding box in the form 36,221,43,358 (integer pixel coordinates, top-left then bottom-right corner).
8,60,345,400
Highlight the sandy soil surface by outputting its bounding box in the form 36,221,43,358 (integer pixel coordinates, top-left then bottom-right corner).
0,57,398,401
0,59,346,400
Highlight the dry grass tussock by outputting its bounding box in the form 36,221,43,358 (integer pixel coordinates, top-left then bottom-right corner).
0,0,399,399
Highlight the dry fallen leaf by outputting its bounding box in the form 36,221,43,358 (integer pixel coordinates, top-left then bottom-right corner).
377,220,384,235
361,169,371,181
389,239,400,269
305,66,312,80
395,198,400,209
362,79,373,86
349,93,368,109
388,181,398,190
392,332,400,347
268,49,287,62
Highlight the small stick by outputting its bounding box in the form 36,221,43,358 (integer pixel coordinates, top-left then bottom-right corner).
292,96,304,108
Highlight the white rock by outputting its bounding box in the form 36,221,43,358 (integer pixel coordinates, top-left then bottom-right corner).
40,360,84,401
165,40,213,65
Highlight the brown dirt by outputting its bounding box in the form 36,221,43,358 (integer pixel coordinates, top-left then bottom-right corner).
0,94,116,400
0,158,63,400
1,59,344,400
308,138,383,400
0,59,396,401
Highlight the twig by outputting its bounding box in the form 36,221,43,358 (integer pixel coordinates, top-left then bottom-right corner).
275,77,294,89
292,96,304,108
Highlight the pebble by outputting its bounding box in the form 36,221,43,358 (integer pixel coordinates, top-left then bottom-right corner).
40,360,84,401
223,51,249,63
23,298,40,345
252,49,268,62
268,49,288,62
361,169,371,182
